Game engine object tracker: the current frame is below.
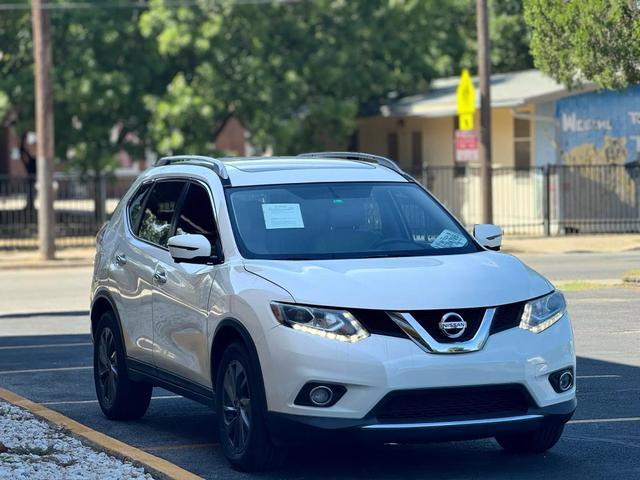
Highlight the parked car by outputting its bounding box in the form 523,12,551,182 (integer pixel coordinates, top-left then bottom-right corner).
90,152,576,471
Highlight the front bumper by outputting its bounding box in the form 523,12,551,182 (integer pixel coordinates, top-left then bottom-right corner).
267,397,576,444
259,312,576,420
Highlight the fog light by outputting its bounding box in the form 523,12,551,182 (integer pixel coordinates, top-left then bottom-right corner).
549,367,575,393
294,382,347,407
309,386,333,406
558,371,574,391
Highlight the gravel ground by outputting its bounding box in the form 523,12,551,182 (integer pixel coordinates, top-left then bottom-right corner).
0,400,154,480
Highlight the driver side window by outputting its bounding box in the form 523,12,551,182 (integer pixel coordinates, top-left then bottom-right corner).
174,183,219,251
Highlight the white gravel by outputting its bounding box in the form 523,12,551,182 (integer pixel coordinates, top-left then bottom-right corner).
0,400,155,480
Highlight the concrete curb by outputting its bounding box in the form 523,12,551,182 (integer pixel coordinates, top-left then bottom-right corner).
622,275,640,284
0,310,89,320
0,388,204,480
0,260,93,271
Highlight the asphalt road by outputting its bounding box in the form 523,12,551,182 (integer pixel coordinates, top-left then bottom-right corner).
0,286,638,479
0,251,638,318
518,251,640,281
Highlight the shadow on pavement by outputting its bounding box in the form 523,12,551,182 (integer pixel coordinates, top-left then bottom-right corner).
0,333,638,480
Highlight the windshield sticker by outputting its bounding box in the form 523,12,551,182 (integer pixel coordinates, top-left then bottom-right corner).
262,203,305,229
431,229,468,249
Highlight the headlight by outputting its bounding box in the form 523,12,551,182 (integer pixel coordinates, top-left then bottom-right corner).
519,291,566,333
270,302,369,343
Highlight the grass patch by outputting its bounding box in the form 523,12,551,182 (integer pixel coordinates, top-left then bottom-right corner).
555,280,618,292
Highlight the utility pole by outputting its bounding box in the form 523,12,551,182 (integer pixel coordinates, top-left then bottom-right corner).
476,0,493,224
31,0,55,259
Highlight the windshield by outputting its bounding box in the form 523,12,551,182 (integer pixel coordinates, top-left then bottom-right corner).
225,182,480,260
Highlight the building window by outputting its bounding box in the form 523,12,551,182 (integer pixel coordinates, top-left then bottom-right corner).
514,116,531,170
387,132,398,162
411,131,423,173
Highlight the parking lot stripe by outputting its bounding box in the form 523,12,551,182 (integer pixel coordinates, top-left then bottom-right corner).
0,365,92,375
568,417,640,424
576,374,621,379
0,387,204,480
0,342,92,350
41,395,182,406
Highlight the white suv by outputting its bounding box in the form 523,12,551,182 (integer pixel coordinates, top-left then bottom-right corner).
90,153,576,471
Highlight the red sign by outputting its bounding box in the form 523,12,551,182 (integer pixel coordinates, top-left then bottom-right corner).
455,130,479,162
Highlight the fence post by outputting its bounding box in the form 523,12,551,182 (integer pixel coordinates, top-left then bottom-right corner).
544,165,551,236
95,174,107,227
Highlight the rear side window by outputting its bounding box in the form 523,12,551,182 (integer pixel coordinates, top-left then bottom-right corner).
174,183,218,248
138,181,186,247
128,182,152,234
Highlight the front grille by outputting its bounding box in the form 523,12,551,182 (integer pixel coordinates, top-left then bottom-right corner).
372,384,532,422
491,301,527,334
351,309,406,338
409,308,485,343
353,300,528,341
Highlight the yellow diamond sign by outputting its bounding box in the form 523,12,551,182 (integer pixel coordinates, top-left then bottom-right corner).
456,69,476,131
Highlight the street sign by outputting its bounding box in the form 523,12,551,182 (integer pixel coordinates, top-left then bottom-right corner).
455,130,479,162
456,69,476,131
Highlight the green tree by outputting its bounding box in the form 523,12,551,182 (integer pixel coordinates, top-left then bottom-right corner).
0,2,168,174
524,0,640,89
140,0,478,155
490,0,533,72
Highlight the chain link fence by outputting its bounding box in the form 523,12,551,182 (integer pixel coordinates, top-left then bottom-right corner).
1,164,639,250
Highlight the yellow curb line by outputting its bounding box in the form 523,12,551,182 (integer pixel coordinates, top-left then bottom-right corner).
0,387,203,480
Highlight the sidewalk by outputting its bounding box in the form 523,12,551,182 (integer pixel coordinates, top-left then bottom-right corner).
1,234,640,270
0,247,95,270
502,234,640,254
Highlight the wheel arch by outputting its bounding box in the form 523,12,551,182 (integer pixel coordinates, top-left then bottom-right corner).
211,318,266,403
90,290,127,356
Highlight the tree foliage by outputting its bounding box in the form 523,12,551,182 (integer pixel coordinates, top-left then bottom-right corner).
0,2,168,173
1,0,534,169
524,0,640,89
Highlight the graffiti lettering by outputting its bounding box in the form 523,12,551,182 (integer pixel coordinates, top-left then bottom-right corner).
561,112,612,132
628,112,640,125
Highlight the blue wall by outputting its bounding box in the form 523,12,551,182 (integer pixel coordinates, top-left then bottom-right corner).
555,86,640,165
534,101,558,166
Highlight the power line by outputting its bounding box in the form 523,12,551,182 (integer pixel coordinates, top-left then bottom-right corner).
0,0,303,11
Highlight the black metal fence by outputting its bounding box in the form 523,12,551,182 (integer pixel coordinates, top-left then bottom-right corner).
0,174,136,249
0,164,639,249
412,163,640,236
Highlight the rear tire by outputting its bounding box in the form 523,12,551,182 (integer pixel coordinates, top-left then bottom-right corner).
215,342,284,471
495,420,565,454
93,311,152,420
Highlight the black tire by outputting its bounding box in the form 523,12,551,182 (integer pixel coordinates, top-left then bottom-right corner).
93,310,152,420
495,420,565,454
215,342,284,471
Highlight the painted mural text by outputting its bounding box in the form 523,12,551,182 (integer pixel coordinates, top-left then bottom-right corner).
561,113,612,133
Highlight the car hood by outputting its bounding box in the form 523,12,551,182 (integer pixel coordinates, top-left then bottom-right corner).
243,251,553,310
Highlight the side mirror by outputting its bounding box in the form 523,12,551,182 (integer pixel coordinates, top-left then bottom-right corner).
168,234,216,264
473,224,503,251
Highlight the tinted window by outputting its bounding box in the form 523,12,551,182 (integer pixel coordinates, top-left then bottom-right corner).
138,181,185,247
128,182,151,234
175,184,218,247
226,182,480,260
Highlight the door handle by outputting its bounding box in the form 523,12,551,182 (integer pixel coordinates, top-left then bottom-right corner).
115,253,127,266
153,269,167,284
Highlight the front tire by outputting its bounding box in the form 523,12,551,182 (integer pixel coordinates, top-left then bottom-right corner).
495,420,565,453
215,342,283,471
93,311,152,420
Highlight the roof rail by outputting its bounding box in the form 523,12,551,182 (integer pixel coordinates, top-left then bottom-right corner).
155,155,229,180
298,151,404,174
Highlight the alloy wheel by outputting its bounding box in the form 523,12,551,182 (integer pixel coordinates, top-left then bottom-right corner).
97,327,118,408
222,360,251,454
